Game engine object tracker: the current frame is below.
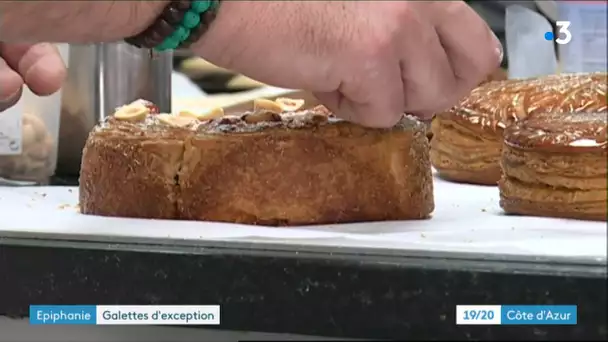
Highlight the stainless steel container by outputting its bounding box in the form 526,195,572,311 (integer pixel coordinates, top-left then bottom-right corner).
56,43,172,176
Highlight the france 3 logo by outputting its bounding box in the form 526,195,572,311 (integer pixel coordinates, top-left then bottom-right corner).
544,21,572,45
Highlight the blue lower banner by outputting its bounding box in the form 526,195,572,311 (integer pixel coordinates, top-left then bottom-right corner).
456,305,577,325
29,305,220,325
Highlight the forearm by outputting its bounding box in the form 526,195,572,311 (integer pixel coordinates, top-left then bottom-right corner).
0,1,168,43
189,0,243,69
0,0,238,68
0,0,240,75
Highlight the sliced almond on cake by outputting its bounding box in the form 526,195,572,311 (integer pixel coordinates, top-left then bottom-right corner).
253,98,284,113
178,107,225,121
242,111,282,124
275,98,305,112
156,113,197,127
114,105,150,122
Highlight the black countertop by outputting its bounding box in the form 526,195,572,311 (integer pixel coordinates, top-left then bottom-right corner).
1,177,606,340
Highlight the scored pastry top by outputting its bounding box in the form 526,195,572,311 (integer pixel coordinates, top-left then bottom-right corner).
446,72,608,132
504,111,607,152
95,97,426,136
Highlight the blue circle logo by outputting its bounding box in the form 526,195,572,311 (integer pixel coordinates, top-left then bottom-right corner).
544,32,554,41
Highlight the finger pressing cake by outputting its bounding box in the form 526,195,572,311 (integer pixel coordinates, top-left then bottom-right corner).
499,111,607,221
430,72,607,185
79,98,434,225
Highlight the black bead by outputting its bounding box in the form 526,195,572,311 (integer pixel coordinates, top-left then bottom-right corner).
152,18,175,37
125,0,223,51
163,6,185,25
142,30,165,48
173,0,192,11
124,36,143,48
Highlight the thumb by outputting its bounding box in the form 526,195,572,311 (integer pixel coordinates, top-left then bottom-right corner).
0,43,67,96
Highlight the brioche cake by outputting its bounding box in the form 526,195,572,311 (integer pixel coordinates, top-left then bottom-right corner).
430,72,607,185
499,111,607,221
79,98,434,225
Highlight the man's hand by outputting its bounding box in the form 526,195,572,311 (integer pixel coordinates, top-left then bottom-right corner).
0,43,66,112
195,1,502,127
0,0,165,112
0,1,167,112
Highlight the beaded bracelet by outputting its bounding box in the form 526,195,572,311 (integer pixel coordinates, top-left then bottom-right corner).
124,0,220,52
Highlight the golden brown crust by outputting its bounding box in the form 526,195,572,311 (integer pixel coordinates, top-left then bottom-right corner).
499,112,607,221
499,177,607,221
430,118,502,185
451,73,607,134
422,120,433,140
79,133,185,219
179,119,433,225
504,112,607,153
431,72,607,185
80,104,434,225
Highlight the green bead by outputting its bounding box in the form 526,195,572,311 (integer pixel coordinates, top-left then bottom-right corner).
171,26,190,42
155,40,171,51
156,36,179,51
165,38,180,49
190,0,212,13
182,11,201,29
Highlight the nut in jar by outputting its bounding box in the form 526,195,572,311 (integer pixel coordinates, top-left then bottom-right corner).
0,112,55,184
